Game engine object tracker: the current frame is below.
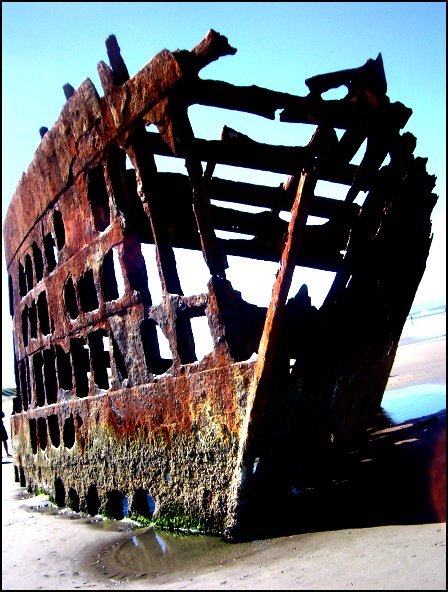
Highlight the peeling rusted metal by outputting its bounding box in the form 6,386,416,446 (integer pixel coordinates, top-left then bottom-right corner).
4,30,437,540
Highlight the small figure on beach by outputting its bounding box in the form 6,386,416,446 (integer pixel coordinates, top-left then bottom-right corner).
2,411,12,457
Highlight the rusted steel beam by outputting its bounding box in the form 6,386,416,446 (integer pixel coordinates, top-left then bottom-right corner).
240,125,334,426
344,120,397,203
185,153,229,277
281,98,412,131
225,167,317,538
124,129,184,296
337,127,368,164
189,78,289,120
187,28,237,71
146,82,230,277
186,75,410,131
221,236,343,272
247,170,317,418
305,54,387,101
143,129,360,186
210,205,350,258
62,83,75,100
211,205,286,239
105,34,130,85
134,222,343,273
155,172,361,220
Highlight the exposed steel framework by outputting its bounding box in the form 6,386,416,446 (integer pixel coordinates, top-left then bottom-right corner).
4,31,437,539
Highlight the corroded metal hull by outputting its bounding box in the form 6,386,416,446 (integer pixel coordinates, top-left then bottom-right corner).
4,31,437,539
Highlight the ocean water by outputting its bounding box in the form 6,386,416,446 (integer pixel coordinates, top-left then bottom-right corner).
382,303,446,423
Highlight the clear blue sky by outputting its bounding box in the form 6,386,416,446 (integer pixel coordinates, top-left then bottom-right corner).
2,2,446,387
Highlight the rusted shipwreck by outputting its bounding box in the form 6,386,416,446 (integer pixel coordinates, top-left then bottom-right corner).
4,31,437,540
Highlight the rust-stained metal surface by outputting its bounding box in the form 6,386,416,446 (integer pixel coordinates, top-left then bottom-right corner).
4,30,437,540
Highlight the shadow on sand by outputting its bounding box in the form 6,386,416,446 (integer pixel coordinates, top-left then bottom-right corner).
244,409,446,541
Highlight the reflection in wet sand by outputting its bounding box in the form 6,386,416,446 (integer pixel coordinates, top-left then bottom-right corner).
102,527,262,582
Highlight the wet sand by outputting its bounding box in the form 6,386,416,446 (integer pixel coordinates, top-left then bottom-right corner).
2,336,446,590
386,336,446,391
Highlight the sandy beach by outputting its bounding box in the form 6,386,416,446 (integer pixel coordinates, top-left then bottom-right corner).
2,336,446,590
